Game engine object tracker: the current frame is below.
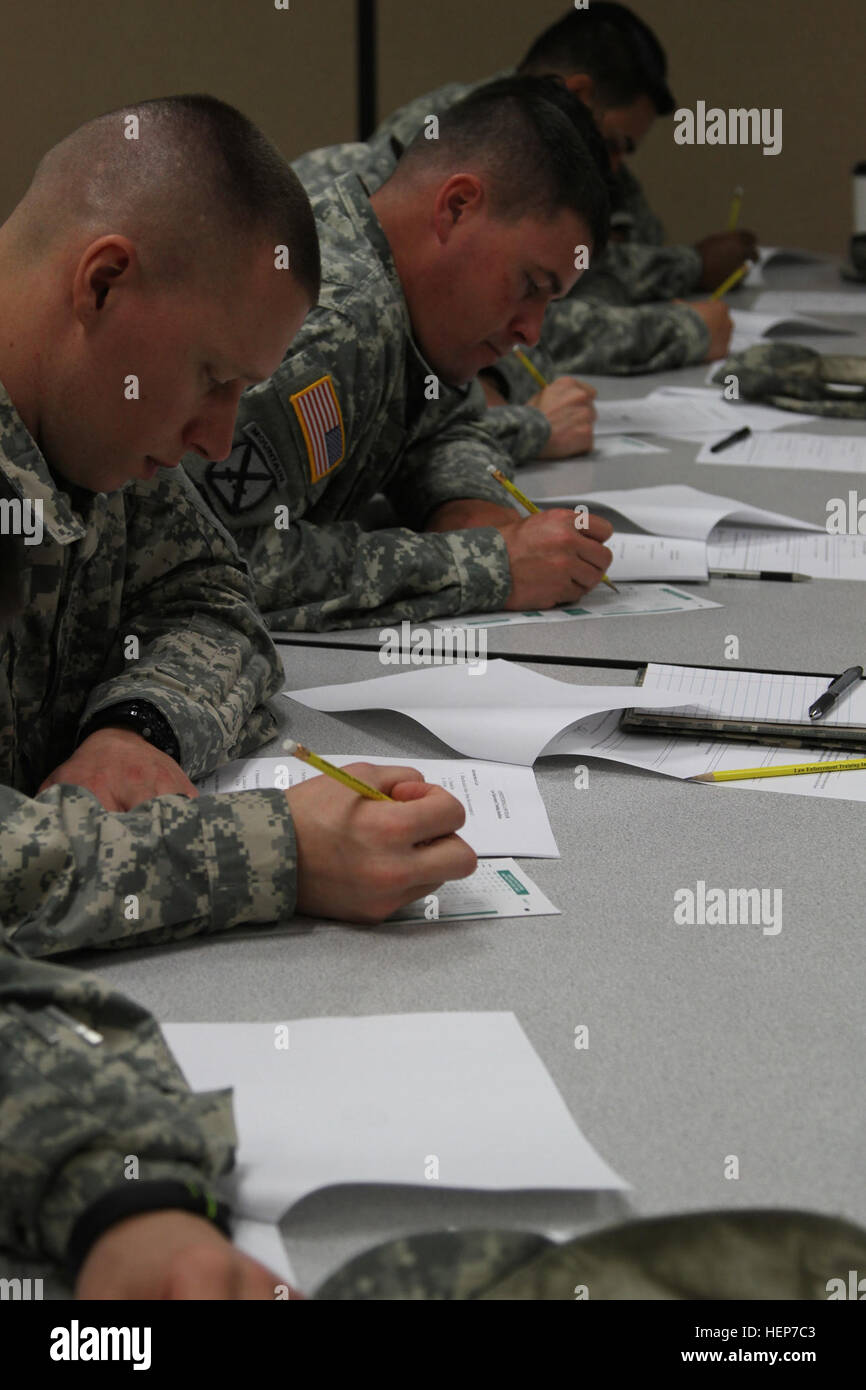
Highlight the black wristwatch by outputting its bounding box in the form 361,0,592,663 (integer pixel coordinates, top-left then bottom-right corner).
77,700,181,763
66,1179,232,1278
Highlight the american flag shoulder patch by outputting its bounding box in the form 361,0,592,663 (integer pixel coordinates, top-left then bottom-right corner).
290,375,346,483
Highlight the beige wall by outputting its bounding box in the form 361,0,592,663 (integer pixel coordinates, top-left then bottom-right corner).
4,1,863,254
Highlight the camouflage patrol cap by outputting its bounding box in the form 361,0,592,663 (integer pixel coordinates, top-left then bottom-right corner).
314,1209,866,1300
712,342,866,417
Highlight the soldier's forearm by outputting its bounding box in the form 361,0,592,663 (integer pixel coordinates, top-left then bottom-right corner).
424,499,518,533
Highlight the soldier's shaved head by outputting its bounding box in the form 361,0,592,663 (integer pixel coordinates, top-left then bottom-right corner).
0,95,316,494
7,94,320,298
388,76,610,252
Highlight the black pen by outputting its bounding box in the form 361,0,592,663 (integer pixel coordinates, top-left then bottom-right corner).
808,665,863,720
710,426,752,454
708,569,811,582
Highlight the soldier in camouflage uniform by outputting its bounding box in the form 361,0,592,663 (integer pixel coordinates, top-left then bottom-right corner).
0,94,475,947
0,97,477,1295
294,3,754,378
186,78,615,632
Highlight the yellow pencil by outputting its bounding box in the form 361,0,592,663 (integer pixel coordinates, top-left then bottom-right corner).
692,757,866,783
710,262,749,300
513,346,549,390
281,738,392,799
487,466,619,593
727,185,744,231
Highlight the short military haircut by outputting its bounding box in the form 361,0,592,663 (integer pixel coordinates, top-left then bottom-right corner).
21,94,321,299
394,76,611,253
519,3,676,116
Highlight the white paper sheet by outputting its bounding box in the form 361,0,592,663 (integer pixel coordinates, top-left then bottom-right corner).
286,658,706,765
743,247,823,288
545,707,866,802
697,433,866,474
639,662,866,727
537,484,821,540
428,583,719,631
606,534,709,582
728,307,847,348
707,526,866,580
586,434,669,458
163,1013,629,1229
388,858,560,923
199,755,559,858
593,386,816,437
753,291,866,317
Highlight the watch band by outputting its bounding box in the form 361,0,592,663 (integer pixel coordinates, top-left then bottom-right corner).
66,1179,232,1278
77,700,181,762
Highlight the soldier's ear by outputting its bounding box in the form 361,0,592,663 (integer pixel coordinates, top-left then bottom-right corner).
72,237,137,327
433,175,485,242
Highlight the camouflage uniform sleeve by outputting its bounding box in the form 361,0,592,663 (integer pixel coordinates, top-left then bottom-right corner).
0,926,236,1265
0,782,296,958
250,520,513,631
81,466,284,781
479,402,550,463
384,378,531,525
541,297,711,376
481,344,561,409
184,306,513,632
579,241,703,305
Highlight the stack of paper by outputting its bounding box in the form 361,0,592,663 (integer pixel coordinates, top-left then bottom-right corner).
164,1013,629,1290
752,290,866,317
727,306,849,354
545,665,866,803
593,386,816,438
706,527,866,580
697,433,866,474
535,484,820,541
742,246,823,287
286,659,702,765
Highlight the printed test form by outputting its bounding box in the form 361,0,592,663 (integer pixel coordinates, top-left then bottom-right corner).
605,533,709,582
593,387,815,437
387,859,560,924
637,663,866,727
697,433,866,473
753,290,866,316
707,527,866,580
199,754,560,858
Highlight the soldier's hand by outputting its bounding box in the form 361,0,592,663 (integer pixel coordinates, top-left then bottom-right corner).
683,300,733,361
38,728,198,811
533,377,598,459
75,1210,300,1300
695,230,758,291
289,763,476,923
499,509,613,609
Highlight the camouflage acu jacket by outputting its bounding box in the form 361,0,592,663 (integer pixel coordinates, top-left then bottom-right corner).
0,381,283,792
0,381,298,955
0,923,237,1266
184,175,535,631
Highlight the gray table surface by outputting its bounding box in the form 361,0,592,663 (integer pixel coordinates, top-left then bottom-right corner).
66,644,866,1288
281,258,866,671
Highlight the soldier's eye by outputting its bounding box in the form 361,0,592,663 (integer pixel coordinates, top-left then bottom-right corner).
524,275,540,298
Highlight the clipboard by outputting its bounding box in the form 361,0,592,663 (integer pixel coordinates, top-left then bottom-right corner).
620,665,866,752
